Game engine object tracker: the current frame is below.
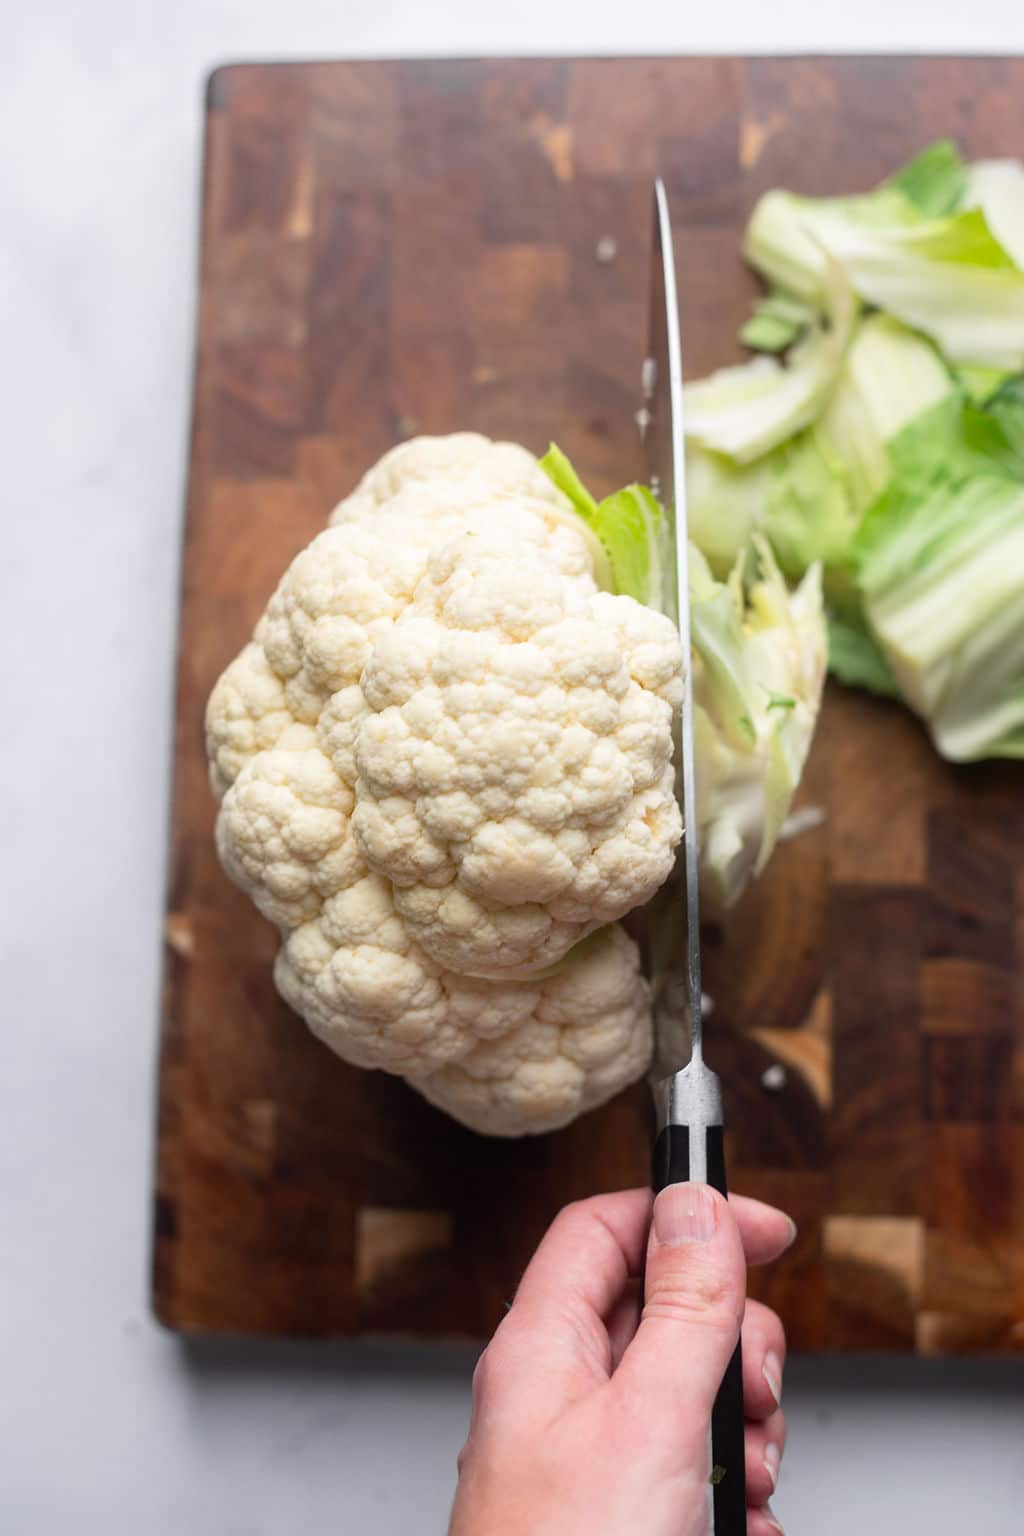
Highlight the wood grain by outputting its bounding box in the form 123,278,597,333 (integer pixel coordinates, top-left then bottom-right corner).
154,57,1024,1351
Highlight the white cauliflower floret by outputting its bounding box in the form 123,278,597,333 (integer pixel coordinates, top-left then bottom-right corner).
271,871,653,1121
206,643,308,798
409,925,652,1137
257,522,424,722
206,434,680,1136
330,432,569,522
215,746,358,930
274,872,463,1074
331,433,610,588
352,535,682,976
277,878,571,1082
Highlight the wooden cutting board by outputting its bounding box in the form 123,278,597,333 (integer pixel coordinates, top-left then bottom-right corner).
155,55,1024,1352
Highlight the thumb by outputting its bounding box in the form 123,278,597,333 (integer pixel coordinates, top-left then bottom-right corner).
614,1183,745,1444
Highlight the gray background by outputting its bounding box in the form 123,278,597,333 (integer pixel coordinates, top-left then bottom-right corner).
3,3,1023,1531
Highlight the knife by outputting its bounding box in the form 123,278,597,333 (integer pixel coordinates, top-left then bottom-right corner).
640,178,748,1536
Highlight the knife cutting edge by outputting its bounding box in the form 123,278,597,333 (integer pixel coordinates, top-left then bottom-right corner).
641,178,749,1536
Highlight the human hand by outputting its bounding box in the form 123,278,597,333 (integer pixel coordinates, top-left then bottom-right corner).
449,1184,793,1536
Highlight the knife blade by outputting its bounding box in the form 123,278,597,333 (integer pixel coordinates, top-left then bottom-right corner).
640,178,748,1536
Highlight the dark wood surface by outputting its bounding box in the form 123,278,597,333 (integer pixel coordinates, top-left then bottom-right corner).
155,56,1024,1352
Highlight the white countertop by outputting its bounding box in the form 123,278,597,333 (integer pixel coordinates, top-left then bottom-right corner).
3,3,1024,1532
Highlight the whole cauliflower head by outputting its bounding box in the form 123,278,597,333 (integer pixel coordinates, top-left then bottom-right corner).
206,435,681,1134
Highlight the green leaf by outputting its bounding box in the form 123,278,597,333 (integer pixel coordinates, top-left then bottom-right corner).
897,207,1016,270
744,175,1024,368
683,336,910,593
740,292,814,353
542,457,830,907
685,319,955,622
690,542,828,912
960,401,1024,478
685,445,768,578
962,159,1024,266
690,579,762,751
827,612,900,697
890,139,967,217
539,446,664,607
826,212,1024,367
826,315,953,446
587,483,666,608
742,184,924,309
686,143,1024,764
538,442,599,518
853,397,1024,760
956,364,1014,404
683,258,857,464
989,376,1024,459
815,314,953,518
739,311,800,354
742,142,968,303
761,427,859,584
873,391,1024,494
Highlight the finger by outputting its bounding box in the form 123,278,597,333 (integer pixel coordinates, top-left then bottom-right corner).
614,1184,745,1450
748,1504,786,1536
511,1190,789,1313
512,1188,651,1321
485,1189,792,1416
730,1195,797,1266
741,1298,787,1420
607,1229,789,1385
488,1189,652,1401
607,1191,792,1388
745,1409,787,1507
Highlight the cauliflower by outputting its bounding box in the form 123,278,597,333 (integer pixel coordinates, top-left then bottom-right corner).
207,432,826,1136
207,434,681,1135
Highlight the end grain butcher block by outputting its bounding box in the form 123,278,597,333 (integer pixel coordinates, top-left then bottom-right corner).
155,55,1024,1351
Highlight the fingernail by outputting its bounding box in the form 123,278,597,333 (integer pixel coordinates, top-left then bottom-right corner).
763,1441,781,1491
763,1504,785,1534
653,1183,718,1246
783,1215,798,1249
762,1349,783,1408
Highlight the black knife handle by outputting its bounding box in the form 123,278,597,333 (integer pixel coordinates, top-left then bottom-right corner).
651,1123,747,1535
